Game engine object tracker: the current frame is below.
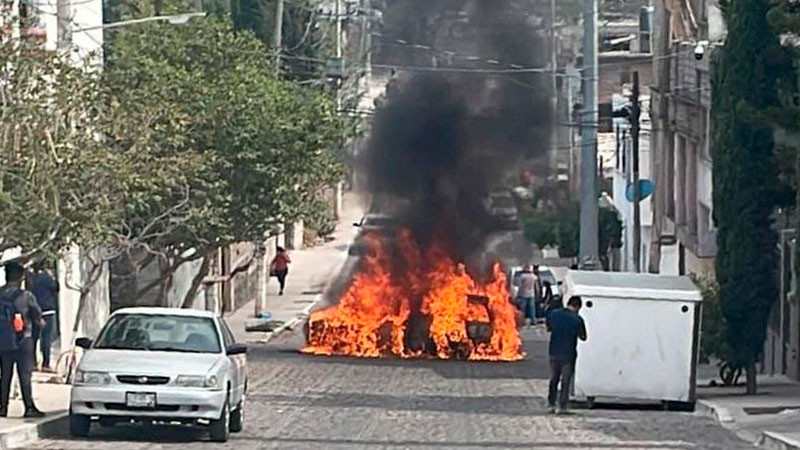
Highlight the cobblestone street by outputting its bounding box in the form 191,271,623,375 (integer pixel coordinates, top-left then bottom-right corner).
27,328,754,450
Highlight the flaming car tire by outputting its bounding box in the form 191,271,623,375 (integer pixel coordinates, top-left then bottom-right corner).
210,393,231,442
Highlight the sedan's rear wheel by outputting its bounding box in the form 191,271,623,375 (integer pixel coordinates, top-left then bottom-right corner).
210,393,231,442
69,410,91,438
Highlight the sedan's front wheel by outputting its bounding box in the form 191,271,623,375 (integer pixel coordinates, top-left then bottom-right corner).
69,411,91,438
230,394,245,433
210,394,231,442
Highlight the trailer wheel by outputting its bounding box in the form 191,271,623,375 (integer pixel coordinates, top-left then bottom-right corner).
586,396,595,409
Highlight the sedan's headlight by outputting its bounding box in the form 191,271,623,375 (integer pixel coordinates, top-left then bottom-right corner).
175,374,219,388
74,370,111,385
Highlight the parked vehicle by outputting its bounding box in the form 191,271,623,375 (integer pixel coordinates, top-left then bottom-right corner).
484,190,519,228
349,213,399,256
69,308,248,442
507,265,562,305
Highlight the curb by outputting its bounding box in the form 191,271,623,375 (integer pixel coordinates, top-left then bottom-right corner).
759,431,800,450
696,399,735,423
0,411,68,449
695,399,760,445
697,398,800,450
244,253,354,345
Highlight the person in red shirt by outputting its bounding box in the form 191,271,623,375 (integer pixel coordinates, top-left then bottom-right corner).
270,247,291,295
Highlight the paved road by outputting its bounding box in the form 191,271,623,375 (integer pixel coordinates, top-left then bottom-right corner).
28,327,753,450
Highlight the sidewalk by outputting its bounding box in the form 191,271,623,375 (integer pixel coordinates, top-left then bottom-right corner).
226,193,364,344
0,372,70,448
697,372,800,449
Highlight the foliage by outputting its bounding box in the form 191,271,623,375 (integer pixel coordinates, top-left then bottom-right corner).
711,0,786,387
522,202,621,262
692,275,729,365
0,34,123,259
768,0,800,280
231,0,328,81
303,196,338,238
98,5,355,304
522,209,558,249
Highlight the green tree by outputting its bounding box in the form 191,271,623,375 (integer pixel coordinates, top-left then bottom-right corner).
231,0,328,80
102,11,353,304
711,0,787,394
522,202,621,268
0,33,122,260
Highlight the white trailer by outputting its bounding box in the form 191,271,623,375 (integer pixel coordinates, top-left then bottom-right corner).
564,270,703,407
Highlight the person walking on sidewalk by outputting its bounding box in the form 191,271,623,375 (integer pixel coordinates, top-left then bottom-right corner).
270,247,291,296
0,262,46,418
546,296,587,415
31,261,58,372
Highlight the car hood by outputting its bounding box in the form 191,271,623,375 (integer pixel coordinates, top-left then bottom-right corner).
491,208,518,215
80,349,223,376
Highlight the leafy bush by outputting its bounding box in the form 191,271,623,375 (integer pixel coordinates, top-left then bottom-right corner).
692,275,730,364
522,202,620,260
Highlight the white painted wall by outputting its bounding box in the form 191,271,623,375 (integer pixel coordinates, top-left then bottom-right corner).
707,1,726,43
58,245,110,347
34,0,103,60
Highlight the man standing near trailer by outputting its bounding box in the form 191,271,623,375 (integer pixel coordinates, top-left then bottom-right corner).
546,296,587,414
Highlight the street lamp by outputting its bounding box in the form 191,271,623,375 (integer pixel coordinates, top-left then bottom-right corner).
72,12,206,32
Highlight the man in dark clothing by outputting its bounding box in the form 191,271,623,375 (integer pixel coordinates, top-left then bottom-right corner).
31,262,58,372
0,262,45,418
546,296,587,414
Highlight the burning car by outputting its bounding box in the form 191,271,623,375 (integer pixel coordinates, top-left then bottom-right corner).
304,230,524,361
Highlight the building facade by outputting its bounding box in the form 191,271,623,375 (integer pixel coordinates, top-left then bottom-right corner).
651,0,800,381
649,0,723,278
611,94,652,273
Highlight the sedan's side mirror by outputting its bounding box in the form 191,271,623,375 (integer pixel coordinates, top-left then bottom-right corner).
353,222,362,227
75,337,93,349
227,343,248,355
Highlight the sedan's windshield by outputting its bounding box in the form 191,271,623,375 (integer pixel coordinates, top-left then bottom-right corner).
364,216,395,228
94,314,222,353
540,270,557,285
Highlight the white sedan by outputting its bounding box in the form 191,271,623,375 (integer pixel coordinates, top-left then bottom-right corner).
69,308,248,442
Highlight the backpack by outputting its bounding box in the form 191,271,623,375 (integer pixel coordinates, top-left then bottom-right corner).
0,290,23,352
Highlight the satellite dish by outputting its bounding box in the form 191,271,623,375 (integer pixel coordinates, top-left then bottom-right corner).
626,179,654,202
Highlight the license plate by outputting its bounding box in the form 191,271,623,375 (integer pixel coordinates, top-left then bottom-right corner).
126,392,156,408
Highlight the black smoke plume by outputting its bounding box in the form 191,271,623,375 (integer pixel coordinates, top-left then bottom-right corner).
362,0,554,265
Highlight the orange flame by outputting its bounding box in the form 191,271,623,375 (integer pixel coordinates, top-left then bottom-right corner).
302,230,524,361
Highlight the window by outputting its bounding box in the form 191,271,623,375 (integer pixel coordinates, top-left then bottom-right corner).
95,314,222,354
220,319,236,347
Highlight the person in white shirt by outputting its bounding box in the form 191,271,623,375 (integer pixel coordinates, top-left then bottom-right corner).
514,264,538,326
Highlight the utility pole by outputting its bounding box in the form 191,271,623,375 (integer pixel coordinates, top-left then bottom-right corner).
631,71,641,273
57,0,72,51
273,0,284,76
648,2,671,273
334,0,343,111
549,0,558,171
579,0,599,268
